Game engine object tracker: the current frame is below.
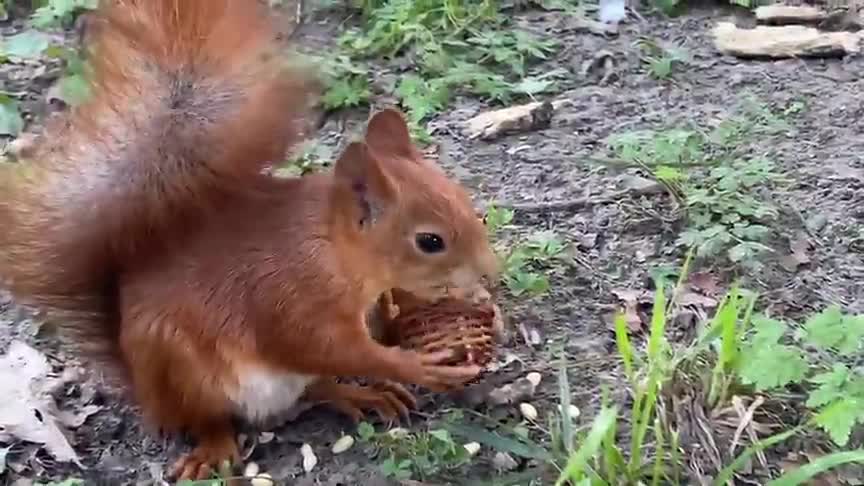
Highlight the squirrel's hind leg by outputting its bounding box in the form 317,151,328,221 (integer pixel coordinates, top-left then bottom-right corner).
119,309,241,481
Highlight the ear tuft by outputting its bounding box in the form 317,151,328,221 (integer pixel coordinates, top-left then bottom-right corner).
365,108,414,159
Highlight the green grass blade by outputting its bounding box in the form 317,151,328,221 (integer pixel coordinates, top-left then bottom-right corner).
714,426,802,485
559,352,574,455
671,429,681,486
614,312,635,384
765,449,864,486
555,406,619,486
646,277,667,363
651,416,665,486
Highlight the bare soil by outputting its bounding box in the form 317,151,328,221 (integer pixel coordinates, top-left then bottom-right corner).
2,1,864,485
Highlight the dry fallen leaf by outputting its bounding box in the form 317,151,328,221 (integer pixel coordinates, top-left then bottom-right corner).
781,235,812,272
611,289,650,332
687,271,721,296
0,341,82,466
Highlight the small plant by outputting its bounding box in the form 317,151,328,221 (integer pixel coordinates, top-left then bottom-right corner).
607,97,792,269
737,306,864,446
484,204,563,299
635,38,689,80
357,421,472,481
278,140,333,176
320,0,561,137
31,0,97,28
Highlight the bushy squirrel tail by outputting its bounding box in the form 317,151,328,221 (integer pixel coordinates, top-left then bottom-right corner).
0,0,318,380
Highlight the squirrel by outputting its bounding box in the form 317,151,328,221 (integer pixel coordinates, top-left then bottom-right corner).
0,0,499,481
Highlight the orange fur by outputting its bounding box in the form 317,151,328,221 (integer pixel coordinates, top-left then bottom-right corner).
0,0,498,480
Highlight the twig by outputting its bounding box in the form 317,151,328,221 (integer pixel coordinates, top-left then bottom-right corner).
729,395,767,467
286,0,304,40
495,185,659,214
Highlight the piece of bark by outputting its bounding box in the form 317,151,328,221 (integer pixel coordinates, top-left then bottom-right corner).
755,5,827,25
713,21,861,58
464,100,568,141
565,15,619,36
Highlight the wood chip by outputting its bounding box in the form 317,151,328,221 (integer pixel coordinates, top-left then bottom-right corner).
755,5,827,25
464,100,569,141
713,22,861,58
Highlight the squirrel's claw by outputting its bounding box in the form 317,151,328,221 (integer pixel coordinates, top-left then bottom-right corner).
306,379,417,425
168,431,239,481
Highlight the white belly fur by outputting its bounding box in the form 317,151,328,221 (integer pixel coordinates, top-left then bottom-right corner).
228,365,318,424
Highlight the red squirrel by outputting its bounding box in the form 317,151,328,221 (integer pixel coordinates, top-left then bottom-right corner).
0,0,499,481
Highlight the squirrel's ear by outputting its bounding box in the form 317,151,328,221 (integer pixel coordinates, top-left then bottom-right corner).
364,108,415,160
334,141,397,228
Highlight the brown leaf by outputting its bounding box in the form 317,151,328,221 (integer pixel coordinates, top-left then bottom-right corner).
610,288,650,332
782,234,812,272
687,271,721,296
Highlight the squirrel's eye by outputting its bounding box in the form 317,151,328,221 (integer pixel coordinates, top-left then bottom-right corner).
415,232,446,254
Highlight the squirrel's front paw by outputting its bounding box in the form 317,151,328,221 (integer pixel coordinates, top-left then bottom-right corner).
403,349,483,392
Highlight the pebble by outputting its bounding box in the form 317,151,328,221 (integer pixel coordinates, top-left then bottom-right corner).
525,372,542,387
493,451,518,471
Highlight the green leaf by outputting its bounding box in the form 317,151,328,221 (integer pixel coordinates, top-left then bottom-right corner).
428,429,452,444
803,305,864,354
444,422,552,461
739,343,807,391
813,399,864,447
807,363,850,408
57,74,91,106
766,449,864,486
1,30,50,59
0,94,24,136
322,76,370,110
514,76,554,96
555,406,619,485
357,421,375,441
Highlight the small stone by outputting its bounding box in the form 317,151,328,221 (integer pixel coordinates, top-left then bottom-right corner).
492,451,518,471
251,473,274,486
519,402,538,421
300,444,317,473
331,435,355,454
463,442,481,456
244,461,260,478
525,372,542,387
806,213,828,233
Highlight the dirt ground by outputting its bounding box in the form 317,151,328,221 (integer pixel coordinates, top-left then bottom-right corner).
2,1,864,485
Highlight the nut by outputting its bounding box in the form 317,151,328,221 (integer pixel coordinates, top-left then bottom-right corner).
250,473,274,486
393,297,498,369
519,402,538,421
463,442,481,456
300,443,317,473
331,435,355,454
243,461,260,478
525,372,542,387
